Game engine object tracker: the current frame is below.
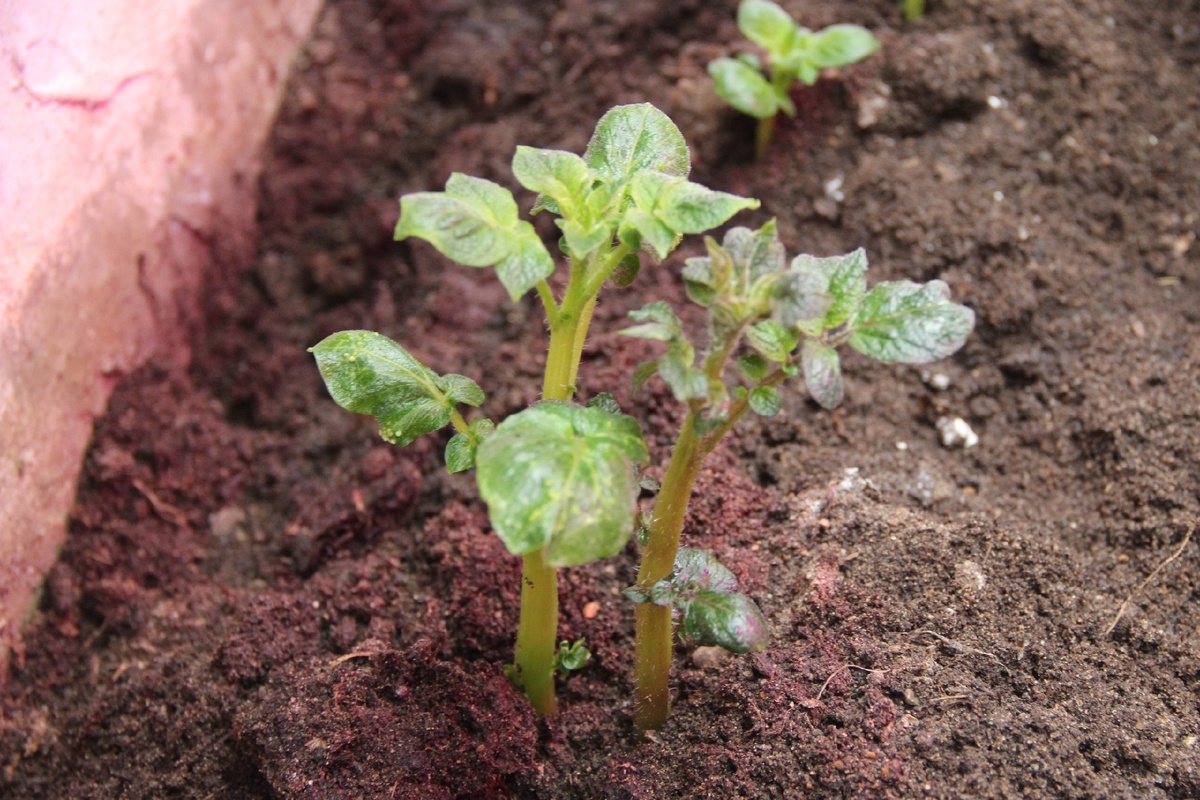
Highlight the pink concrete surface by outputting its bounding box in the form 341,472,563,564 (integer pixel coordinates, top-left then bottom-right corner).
0,0,322,676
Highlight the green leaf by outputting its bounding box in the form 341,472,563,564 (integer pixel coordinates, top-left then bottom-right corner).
395,173,554,301
555,638,591,676
311,331,474,447
847,280,975,363
656,180,760,235
620,301,683,341
658,352,710,402
632,360,660,393
708,58,780,120
560,219,611,259
586,392,622,414
622,208,679,261
786,248,868,331
445,418,494,474
738,353,770,382
737,0,799,58
801,338,844,409
749,385,782,417
809,24,880,69
746,320,799,362
681,590,770,653
512,146,592,216
437,373,485,407
725,220,786,285
681,256,717,307
584,103,690,193
475,403,649,567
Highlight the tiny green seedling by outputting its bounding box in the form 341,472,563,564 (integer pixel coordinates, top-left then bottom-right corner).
621,220,974,731
312,103,758,718
709,0,881,156
903,0,925,22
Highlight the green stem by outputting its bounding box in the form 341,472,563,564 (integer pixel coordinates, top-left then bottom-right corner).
510,261,598,715
755,116,776,160
512,548,559,716
634,413,705,732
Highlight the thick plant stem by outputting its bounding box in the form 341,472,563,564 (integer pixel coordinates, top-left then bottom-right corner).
512,548,559,716
634,413,705,732
510,281,591,715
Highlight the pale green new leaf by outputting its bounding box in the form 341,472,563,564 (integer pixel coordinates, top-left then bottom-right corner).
708,58,779,120
584,103,690,189
623,208,679,261
809,24,880,69
786,248,868,331
725,220,786,285
475,403,649,567
311,331,475,447
737,0,798,58
801,338,843,409
848,280,975,363
512,146,592,216
656,181,760,235
394,173,554,301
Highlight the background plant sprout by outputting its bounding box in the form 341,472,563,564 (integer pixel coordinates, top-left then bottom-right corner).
622,220,974,732
903,0,925,22
708,0,881,156
311,103,759,717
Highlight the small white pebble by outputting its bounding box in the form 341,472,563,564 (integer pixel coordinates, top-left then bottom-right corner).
824,175,845,202
986,95,1004,109
936,416,979,448
1148,134,1159,146
896,441,909,451
992,191,1005,202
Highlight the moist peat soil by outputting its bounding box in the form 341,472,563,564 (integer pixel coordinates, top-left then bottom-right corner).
4,0,1200,797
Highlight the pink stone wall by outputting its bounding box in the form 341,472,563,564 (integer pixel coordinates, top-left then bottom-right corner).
0,0,323,676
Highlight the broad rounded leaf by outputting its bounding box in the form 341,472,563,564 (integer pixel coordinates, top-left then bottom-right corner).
445,433,477,474
809,25,880,69
737,0,799,57
738,353,770,382
708,57,779,119
801,338,844,409
311,331,464,447
584,103,690,188
475,403,649,567
749,385,782,417
656,181,760,235
681,590,770,653
848,280,975,363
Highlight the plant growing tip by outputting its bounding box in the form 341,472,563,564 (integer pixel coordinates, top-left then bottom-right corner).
312,103,759,719
708,0,881,156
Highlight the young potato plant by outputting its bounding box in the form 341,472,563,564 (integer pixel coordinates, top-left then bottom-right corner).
310,103,759,717
622,220,974,731
709,0,880,156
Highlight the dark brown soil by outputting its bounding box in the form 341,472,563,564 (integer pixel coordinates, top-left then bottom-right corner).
4,0,1199,797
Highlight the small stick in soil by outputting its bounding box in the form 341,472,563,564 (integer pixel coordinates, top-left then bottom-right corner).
815,663,887,701
910,629,1010,675
131,478,189,528
1103,524,1195,637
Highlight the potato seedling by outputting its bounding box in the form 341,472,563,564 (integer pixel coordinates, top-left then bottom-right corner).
622,221,974,731
311,103,759,716
709,0,880,156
